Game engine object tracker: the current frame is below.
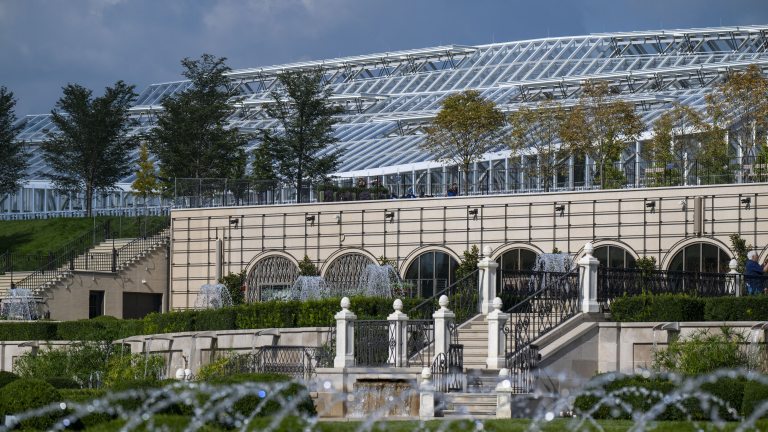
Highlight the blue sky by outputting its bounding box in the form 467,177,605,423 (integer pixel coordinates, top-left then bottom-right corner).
2,0,767,116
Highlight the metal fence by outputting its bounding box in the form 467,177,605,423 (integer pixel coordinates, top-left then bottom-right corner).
597,267,742,304
407,270,479,324
353,320,394,367
222,346,331,380
405,319,435,367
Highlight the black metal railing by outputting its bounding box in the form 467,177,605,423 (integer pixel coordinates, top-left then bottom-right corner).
499,269,572,307
0,252,57,274
431,343,464,393
597,267,742,304
503,269,579,393
407,269,479,325
222,346,327,379
354,320,394,367
505,344,540,393
405,319,435,367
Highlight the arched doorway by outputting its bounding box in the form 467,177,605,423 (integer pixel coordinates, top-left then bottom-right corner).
323,253,376,297
668,242,731,273
245,255,299,302
594,245,637,268
404,251,458,298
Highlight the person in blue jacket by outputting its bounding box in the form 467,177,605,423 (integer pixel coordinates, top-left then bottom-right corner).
745,251,768,295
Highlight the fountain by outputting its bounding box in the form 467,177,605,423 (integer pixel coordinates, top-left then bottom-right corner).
287,276,331,300
1,287,37,320
356,264,399,298
532,252,572,273
194,283,233,309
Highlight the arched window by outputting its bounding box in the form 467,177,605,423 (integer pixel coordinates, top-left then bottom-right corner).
594,245,637,268
668,243,730,273
324,253,376,297
246,256,299,302
496,247,539,296
496,248,538,271
404,251,458,298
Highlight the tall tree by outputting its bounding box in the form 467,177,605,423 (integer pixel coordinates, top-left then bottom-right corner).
706,64,768,160
643,103,702,185
560,81,645,189
150,54,249,184
0,87,27,196
251,142,278,192
507,101,567,191
421,90,505,195
42,81,138,216
263,70,343,203
131,143,158,205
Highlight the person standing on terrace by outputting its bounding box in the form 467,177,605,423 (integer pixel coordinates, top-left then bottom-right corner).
745,251,768,295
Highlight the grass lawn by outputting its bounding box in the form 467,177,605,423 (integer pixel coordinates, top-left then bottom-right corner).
0,216,167,258
79,416,768,431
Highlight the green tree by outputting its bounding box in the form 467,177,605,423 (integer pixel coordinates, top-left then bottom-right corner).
643,104,702,186
298,255,318,276
0,87,27,196
131,143,158,206
150,54,249,184
507,101,567,191
560,81,645,189
263,70,343,203
219,270,246,305
730,233,751,273
422,91,505,195
455,245,480,281
42,81,138,216
251,141,278,193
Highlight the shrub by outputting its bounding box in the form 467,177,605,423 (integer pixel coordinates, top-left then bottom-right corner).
46,376,81,389
59,388,112,428
743,380,768,418
13,342,114,386
57,316,143,342
704,296,768,321
610,294,705,322
298,255,318,276
0,321,57,341
0,378,62,430
104,353,165,389
653,327,754,375
0,371,19,389
143,310,196,334
194,307,237,331
219,271,246,305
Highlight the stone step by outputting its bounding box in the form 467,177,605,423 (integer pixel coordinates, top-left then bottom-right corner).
442,392,497,417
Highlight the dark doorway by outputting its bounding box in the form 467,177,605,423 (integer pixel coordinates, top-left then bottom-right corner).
123,292,163,319
88,291,105,319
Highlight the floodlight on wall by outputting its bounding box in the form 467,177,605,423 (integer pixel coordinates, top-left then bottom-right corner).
384,211,395,224
306,215,315,226
554,204,565,217
678,200,687,211
645,201,656,214
741,197,751,210
335,214,342,224
468,208,479,221
229,217,239,229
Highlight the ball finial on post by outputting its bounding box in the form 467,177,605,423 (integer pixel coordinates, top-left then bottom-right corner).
393,298,403,312
438,295,449,310
584,242,594,256
483,246,493,257
340,297,350,310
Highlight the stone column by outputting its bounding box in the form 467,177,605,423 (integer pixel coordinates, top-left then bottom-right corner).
388,299,409,367
477,246,499,315
433,295,455,359
728,258,742,297
334,297,357,368
496,368,514,418
487,297,509,369
419,367,435,419
579,242,600,313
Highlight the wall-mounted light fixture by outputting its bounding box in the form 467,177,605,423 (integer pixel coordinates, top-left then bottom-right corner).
335,214,342,224
229,217,239,229
306,215,315,226
741,197,751,210
468,208,479,221
554,204,565,217
645,201,656,214
384,211,395,223
678,200,687,211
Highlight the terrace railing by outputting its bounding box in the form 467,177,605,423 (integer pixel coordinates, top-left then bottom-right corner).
222,346,328,380
353,320,393,367
407,270,479,324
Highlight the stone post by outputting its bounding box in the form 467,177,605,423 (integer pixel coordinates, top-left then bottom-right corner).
334,297,356,368
496,368,514,418
487,297,509,369
419,367,435,419
579,242,600,314
477,245,499,315
728,258,742,297
433,295,455,359
388,299,409,367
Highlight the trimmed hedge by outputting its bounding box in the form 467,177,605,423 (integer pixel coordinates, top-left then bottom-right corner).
742,380,768,418
0,296,413,342
0,378,62,430
610,294,768,322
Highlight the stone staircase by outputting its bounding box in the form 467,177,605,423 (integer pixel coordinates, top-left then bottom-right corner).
441,393,497,418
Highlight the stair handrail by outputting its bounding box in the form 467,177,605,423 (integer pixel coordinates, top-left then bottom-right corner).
503,268,580,391
406,269,480,325
112,218,170,272
11,220,111,292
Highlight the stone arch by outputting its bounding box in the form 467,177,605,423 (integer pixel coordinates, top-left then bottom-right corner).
590,239,640,268
244,251,300,302
322,251,377,297
401,246,461,298
662,238,732,273
489,243,544,262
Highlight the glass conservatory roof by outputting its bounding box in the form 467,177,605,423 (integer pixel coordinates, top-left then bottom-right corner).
15,25,768,183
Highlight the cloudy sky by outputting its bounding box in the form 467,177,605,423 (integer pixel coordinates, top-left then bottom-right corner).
2,0,767,116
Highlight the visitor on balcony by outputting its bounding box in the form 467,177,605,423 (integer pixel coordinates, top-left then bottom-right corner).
745,251,768,295
447,183,458,197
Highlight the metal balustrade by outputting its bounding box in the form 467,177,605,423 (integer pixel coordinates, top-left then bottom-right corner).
353,320,394,367
407,270,479,325
222,346,331,380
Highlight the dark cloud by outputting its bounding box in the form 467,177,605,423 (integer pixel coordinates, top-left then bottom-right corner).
1,0,766,116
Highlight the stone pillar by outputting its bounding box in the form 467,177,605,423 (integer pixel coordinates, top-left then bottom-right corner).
579,242,600,313
487,297,509,369
496,368,514,418
388,299,409,367
433,295,455,359
477,245,499,315
334,297,357,368
419,367,435,419
728,258,742,297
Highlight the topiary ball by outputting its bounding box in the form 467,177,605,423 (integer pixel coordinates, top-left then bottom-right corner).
0,378,62,430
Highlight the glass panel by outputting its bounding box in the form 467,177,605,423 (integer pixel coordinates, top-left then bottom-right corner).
405,259,419,280
420,252,434,279
434,252,449,280
669,250,684,272
609,247,625,268
593,247,609,267
520,249,537,270
719,249,731,273
500,250,519,271
684,244,701,272
626,254,637,269
701,244,719,273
